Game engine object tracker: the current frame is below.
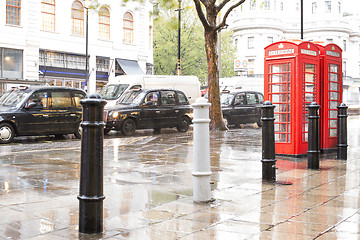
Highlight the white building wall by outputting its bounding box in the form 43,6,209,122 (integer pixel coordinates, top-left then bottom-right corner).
0,0,153,91
230,0,360,80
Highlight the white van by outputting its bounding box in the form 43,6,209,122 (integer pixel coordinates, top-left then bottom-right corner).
99,75,201,108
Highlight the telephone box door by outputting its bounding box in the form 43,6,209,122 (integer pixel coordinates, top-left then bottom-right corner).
265,59,295,155
317,43,343,151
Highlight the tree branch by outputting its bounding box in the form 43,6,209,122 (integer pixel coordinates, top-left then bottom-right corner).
193,0,211,30
215,0,245,32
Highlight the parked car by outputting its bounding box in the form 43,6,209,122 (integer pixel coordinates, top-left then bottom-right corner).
221,90,264,128
105,89,193,136
0,86,86,144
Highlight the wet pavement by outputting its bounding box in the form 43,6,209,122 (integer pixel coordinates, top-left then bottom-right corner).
0,116,360,239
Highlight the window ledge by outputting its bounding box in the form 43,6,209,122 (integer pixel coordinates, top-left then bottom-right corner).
5,24,22,28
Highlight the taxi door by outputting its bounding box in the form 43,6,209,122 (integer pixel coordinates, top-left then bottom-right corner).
138,91,161,129
17,91,52,134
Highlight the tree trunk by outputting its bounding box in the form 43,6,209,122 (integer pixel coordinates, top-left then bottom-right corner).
204,29,227,131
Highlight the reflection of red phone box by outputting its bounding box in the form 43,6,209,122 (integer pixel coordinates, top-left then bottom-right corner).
264,40,342,156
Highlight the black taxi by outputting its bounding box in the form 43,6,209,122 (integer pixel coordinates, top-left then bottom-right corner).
0,86,86,143
105,89,193,136
221,90,264,128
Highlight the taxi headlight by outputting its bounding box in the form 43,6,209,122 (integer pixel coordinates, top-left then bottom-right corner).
111,111,119,118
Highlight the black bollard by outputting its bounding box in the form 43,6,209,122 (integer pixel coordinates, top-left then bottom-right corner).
78,93,107,234
337,103,348,160
261,101,276,183
307,102,320,169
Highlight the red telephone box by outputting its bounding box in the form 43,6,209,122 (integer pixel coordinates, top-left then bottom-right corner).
264,40,320,156
315,43,343,152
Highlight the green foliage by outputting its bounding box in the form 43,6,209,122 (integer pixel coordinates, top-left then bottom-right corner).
153,0,236,85
220,30,237,79
153,6,208,84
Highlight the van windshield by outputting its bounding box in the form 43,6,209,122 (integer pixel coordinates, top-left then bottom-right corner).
99,84,129,100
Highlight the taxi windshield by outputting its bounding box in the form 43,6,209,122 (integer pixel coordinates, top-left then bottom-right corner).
117,91,146,105
220,93,234,106
0,90,28,107
99,84,129,100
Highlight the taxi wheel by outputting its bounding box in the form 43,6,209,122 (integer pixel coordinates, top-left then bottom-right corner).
0,123,15,144
121,118,136,136
74,123,82,139
104,128,111,135
177,117,190,132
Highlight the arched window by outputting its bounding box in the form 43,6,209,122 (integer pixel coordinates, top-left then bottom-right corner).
99,6,110,40
71,0,84,36
6,0,21,25
42,0,55,32
123,12,134,45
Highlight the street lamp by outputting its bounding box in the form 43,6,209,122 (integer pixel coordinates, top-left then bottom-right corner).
84,0,91,91
176,0,182,76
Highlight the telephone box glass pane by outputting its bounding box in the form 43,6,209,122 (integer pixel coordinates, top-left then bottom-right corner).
330,129,337,137
330,119,337,128
330,64,338,72
330,92,338,100
269,62,291,143
330,73,338,81
302,63,317,142
330,101,338,109
330,82,338,91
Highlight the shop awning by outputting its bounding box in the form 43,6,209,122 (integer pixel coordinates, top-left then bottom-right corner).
115,58,144,75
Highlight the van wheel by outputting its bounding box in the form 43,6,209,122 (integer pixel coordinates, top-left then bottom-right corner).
177,117,190,132
121,118,136,136
74,123,82,139
0,123,15,144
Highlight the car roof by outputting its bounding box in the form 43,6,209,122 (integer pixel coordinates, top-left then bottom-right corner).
11,86,85,94
129,88,186,94
222,89,263,95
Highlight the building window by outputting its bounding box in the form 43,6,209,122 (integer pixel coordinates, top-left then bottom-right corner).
268,37,274,44
280,2,283,11
248,59,255,75
99,6,110,40
71,0,84,36
264,0,270,10
338,2,341,13
39,50,86,70
326,38,333,43
42,0,55,32
6,0,21,25
1,48,23,79
343,40,346,51
312,2,317,14
250,0,256,10
325,1,331,12
123,12,134,45
96,57,109,72
248,37,254,49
